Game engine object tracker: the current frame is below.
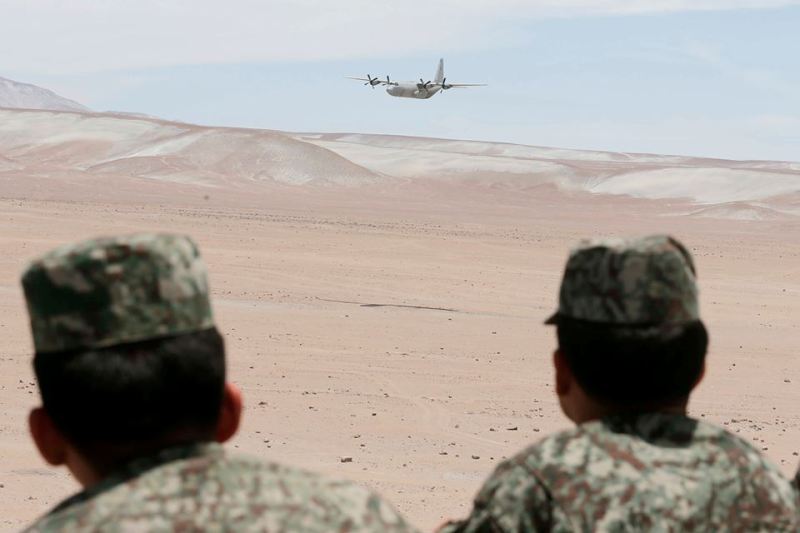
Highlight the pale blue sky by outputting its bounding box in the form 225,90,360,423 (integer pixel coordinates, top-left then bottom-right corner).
2,1,798,161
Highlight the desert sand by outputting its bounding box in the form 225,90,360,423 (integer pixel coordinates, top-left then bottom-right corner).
0,108,798,531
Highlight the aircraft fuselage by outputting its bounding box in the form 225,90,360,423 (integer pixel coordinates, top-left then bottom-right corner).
386,84,442,99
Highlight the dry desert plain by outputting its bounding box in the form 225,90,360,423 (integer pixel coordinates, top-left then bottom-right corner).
0,109,799,530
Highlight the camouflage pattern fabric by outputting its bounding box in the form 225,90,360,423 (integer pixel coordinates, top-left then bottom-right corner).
25,443,419,533
545,235,699,326
794,468,800,501
21,234,214,354
440,414,798,532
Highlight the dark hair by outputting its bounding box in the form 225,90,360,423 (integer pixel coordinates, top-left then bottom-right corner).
556,318,708,408
33,328,225,451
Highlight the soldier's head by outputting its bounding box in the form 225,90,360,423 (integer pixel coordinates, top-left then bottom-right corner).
21,234,241,485
546,235,708,422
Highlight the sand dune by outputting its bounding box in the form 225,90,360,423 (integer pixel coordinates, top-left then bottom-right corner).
0,109,378,187
591,168,800,204
300,133,697,164
298,133,800,210
0,108,797,216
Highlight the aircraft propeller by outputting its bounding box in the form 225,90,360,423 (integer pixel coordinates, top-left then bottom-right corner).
417,78,433,90
364,74,380,88
441,77,453,90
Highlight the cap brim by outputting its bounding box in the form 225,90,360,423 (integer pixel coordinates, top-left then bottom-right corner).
544,312,560,325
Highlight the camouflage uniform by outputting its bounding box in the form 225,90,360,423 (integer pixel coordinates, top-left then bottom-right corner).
794,469,800,510
21,234,418,532
442,235,799,532
442,414,798,532
25,443,414,533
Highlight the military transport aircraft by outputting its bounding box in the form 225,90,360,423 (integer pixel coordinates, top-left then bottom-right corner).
347,59,486,99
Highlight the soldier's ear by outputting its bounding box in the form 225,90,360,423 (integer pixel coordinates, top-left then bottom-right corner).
215,382,242,443
29,407,68,466
553,350,573,396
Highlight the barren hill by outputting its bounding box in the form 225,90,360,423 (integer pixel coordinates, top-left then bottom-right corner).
0,108,797,218
0,77,88,112
0,109,378,191
296,133,800,212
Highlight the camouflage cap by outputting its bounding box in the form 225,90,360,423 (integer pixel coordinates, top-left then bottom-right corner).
22,233,214,354
545,235,699,326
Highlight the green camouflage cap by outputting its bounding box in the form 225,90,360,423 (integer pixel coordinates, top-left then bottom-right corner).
545,234,699,326
22,233,214,354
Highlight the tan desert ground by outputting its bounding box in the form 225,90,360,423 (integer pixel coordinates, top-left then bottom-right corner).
0,108,799,530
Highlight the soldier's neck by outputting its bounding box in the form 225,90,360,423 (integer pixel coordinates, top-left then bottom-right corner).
64,445,103,488
570,400,689,425
66,431,216,489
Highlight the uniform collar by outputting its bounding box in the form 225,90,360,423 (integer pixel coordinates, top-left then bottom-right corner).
598,412,699,446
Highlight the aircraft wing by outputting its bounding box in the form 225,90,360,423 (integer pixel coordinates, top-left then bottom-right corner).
436,83,487,88
345,76,397,86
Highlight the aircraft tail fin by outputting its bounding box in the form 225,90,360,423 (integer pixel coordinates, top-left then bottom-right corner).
434,58,444,84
